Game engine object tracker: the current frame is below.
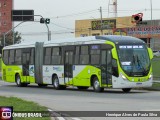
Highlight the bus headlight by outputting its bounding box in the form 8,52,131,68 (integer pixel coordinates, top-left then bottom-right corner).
149,74,152,81
121,74,127,81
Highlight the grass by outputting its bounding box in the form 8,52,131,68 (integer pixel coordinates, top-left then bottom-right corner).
152,82,160,87
0,58,1,72
152,57,160,80
0,96,51,120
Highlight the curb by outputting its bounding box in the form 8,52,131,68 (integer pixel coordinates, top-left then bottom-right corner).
143,88,160,91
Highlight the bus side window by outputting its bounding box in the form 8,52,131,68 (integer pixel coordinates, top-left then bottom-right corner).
15,49,22,65
30,48,34,65
44,47,51,65
3,50,9,65
52,47,61,65
74,46,80,64
9,50,15,64
90,45,100,65
80,46,89,64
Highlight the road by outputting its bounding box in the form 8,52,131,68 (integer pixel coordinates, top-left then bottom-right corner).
0,80,160,120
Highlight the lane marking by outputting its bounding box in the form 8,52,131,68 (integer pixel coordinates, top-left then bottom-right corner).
48,109,53,112
72,118,83,120
48,109,82,120
57,117,66,120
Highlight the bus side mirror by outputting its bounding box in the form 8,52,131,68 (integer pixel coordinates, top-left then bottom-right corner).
148,48,153,59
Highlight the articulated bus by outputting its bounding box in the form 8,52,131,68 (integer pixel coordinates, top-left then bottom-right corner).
2,35,153,92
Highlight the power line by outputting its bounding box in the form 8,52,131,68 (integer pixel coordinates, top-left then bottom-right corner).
50,9,98,19
21,30,74,36
50,22,74,30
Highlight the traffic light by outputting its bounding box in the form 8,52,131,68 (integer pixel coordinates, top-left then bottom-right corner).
45,18,50,24
131,13,143,23
40,18,45,23
40,18,50,24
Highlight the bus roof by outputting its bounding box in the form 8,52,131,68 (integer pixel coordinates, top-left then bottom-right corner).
3,40,45,50
3,35,145,49
44,35,145,47
96,35,145,44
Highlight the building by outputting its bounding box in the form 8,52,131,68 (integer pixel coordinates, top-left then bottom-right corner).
75,16,134,37
0,0,13,44
75,16,160,51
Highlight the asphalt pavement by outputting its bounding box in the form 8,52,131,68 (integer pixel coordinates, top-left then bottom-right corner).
0,71,159,91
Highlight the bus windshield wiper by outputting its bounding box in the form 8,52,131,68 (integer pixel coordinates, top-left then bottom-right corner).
129,55,136,76
136,56,146,75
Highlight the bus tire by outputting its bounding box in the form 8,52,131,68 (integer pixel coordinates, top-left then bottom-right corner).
53,76,61,90
93,77,104,92
15,74,27,87
52,76,66,90
122,88,131,93
77,86,89,90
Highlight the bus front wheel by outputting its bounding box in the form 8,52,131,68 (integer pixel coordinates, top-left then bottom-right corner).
93,77,104,92
53,76,60,90
122,88,131,93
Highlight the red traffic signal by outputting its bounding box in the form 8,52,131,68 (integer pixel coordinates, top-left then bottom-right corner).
131,13,143,23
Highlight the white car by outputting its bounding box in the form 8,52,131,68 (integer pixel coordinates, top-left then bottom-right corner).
153,51,160,57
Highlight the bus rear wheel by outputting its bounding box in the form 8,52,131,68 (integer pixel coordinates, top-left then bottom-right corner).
93,77,104,92
52,76,66,90
15,74,27,87
122,88,131,93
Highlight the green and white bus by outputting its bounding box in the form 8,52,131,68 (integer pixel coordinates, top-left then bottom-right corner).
2,35,153,92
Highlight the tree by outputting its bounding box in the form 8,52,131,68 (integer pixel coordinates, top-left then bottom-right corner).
0,31,22,46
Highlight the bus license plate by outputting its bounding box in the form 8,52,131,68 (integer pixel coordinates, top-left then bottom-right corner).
136,83,142,85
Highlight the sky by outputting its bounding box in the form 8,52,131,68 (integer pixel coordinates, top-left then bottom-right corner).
13,0,160,41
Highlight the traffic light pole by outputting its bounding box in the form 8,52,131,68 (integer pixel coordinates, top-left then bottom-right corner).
35,15,50,41
3,15,51,46
99,6,103,35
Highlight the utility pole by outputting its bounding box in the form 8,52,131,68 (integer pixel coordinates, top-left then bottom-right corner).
150,0,153,49
150,0,152,24
99,6,103,35
35,15,50,41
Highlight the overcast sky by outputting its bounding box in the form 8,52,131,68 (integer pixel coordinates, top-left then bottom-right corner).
13,0,160,41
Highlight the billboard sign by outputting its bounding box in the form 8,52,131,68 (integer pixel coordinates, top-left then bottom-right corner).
11,10,34,21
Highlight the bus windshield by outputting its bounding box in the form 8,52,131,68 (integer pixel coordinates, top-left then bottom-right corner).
117,45,150,76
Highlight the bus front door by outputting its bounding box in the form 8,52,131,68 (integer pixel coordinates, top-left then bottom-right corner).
101,50,112,86
22,52,30,82
64,51,73,85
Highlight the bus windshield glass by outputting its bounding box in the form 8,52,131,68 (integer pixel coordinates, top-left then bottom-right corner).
117,45,150,76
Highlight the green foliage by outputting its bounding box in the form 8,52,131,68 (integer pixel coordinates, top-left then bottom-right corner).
0,58,1,72
0,31,22,46
152,83,160,87
152,58,160,79
0,96,51,120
